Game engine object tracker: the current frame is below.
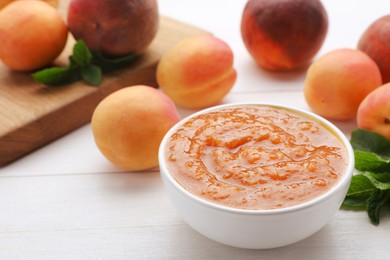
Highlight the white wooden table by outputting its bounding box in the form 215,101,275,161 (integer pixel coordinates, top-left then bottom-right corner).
1,0,390,259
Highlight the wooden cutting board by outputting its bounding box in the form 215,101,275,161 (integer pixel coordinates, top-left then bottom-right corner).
0,16,208,166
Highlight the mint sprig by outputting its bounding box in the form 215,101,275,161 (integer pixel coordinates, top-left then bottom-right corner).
32,40,138,87
342,129,390,225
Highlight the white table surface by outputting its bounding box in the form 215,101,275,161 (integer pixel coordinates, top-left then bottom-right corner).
2,0,390,259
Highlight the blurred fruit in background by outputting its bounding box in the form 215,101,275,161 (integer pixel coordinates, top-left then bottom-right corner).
304,48,382,121
0,0,68,71
241,0,328,71
157,35,237,109
67,0,159,57
358,15,390,84
0,0,58,9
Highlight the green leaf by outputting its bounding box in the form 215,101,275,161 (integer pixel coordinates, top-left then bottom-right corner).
369,171,390,182
363,172,390,190
72,40,93,67
343,172,390,209
343,172,390,225
366,190,390,225
91,51,138,72
342,129,390,225
342,174,377,208
354,150,390,172
342,197,366,208
351,129,390,157
32,66,81,86
32,39,137,87
346,174,377,198
80,64,102,86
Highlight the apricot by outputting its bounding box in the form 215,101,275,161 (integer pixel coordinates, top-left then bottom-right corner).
304,48,382,121
156,35,237,109
240,0,328,71
358,15,390,84
0,0,68,71
67,0,159,57
357,83,390,138
91,85,180,171
0,0,58,9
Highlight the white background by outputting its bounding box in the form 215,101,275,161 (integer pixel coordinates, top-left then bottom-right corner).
1,0,390,259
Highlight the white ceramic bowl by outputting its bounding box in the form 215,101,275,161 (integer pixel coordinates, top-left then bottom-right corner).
158,103,354,249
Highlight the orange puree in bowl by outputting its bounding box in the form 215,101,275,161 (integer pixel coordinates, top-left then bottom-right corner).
165,105,348,210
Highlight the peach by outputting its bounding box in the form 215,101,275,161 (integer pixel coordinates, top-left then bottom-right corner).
156,35,237,109
357,83,390,138
67,0,159,57
0,0,68,71
91,85,180,171
240,0,328,71
358,15,390,84
304,48,382,121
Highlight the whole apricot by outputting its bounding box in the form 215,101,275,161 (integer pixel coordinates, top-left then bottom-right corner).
156,35,237,109
358,15,390,84
357,83,390,138
241,0,328,71
0,0,58,9
91,85,180,171
0,0,68,71
67,0,159,57
304,48,382,121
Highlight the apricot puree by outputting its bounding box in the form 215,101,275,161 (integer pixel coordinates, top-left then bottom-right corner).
165,105,348,210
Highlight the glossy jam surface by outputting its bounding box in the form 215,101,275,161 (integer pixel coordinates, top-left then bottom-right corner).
165,105,348,210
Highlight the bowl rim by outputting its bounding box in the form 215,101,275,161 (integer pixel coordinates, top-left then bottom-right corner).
158,102,355,215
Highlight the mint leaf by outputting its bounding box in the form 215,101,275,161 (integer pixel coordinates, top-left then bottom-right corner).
366,190,390,225
363,172,390,190
32,66,81,86
91,51,138,72
342,196,367,208
354,150,390,172
351,129,390,157
343,129,390,225
80,64,102,85
343,172,390,225
32,39,137,87
72,40,93,67
346,174,377,197
369,171,390,182
343,174,376,207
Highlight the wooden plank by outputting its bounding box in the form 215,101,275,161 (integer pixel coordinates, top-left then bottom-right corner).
0,16,208,166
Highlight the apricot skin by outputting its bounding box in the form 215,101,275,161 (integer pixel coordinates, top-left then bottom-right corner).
156,35,237,109
91,85,180,171
358,15,390,84
357,83,390,139
0,0,68,71
304,48,382,121
241,0,328,71
67,0,159,57
0,0,58,9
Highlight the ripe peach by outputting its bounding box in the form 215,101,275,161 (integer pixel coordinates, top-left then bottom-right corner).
91,85,180,171
240,0,328,71
358,15,390,84
357,83,390,138
0,0,68,71
304,48,382,121
156,35,237,109
67,0,159,57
